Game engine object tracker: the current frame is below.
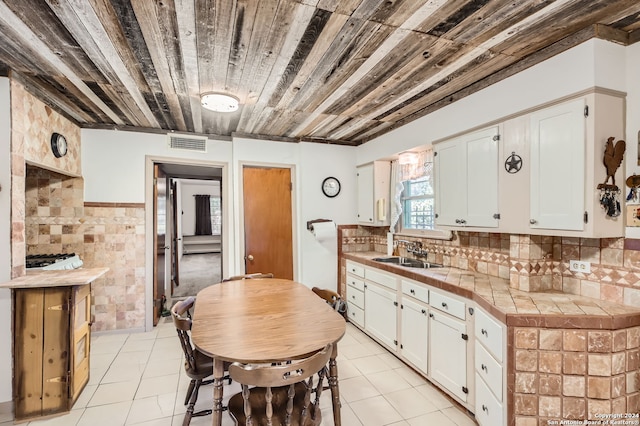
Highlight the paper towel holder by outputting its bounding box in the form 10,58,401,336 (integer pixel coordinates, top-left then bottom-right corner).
307,219,332,232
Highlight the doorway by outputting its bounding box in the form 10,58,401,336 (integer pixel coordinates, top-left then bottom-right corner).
148,159,225,328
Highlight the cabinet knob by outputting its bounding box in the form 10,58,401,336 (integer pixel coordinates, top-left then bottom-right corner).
441,302,448,308
429,313,434,318
481,328,488,336
530,219,537,224
421,309,426,315
482,405,488,412
410,289,415,294
481,364,487,372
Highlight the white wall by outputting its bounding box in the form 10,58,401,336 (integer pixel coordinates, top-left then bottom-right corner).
0,78,12,406
82,131,357,312
358,39,627,164
179,179,220,236
299,142,357,291
82,130,232,202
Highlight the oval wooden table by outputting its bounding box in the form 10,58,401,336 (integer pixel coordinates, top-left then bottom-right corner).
191,278,346,425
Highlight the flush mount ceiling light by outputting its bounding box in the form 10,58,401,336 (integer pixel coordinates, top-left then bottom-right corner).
200,93,239,112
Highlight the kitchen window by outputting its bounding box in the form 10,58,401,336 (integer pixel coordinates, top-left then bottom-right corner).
401,175,434,230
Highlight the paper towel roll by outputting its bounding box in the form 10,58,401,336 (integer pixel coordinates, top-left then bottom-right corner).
312,221,336,242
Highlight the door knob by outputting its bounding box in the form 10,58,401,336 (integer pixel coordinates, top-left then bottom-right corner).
246,254,254,261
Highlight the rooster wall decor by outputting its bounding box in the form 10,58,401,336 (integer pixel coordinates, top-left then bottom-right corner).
598,137,626,218
598,136,626,190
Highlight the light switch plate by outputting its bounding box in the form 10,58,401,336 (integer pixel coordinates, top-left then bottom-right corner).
569,260,591,273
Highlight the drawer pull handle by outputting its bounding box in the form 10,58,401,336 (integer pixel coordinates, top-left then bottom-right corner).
441,302,448,308
351,295,355,299
410,289,415,294
481,328,488,336
481,364,487,372
482,405,488,413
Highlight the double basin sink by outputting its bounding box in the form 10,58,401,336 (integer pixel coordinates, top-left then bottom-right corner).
372,256,442,269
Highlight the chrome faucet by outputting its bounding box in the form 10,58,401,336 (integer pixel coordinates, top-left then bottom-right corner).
394,240,428,258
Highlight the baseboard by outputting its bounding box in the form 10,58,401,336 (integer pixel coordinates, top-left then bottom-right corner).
0,400,13,423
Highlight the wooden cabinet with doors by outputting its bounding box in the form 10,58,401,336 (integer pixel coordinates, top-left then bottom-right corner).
434,126,500,228
0,268,108,421
357,161,391,226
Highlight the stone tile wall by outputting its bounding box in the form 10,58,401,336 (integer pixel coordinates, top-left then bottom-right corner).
339,226,640,309
23,166,146,331
513,326,640,425
83,203,146,331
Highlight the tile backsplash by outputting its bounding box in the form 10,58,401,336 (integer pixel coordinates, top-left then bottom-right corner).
339,226,640,309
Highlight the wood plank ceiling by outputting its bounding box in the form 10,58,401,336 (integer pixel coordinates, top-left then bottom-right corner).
0,0,639,146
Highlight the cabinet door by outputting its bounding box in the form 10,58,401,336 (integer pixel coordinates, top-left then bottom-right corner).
530,98,585,230
464,127,499,227
357,163,374,224
430,310,467,402
400,298,428,373
434,140,463,226
435,127,499,227
70,285,91,403
365,283,397,350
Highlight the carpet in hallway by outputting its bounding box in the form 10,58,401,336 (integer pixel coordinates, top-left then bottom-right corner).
172,253,221,298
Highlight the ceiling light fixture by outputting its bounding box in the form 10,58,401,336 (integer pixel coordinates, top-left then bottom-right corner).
200,93,239,112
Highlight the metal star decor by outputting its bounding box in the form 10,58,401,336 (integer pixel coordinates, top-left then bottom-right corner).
505,152,523,174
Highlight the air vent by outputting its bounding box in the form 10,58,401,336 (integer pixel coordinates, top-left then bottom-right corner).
167,134,207,152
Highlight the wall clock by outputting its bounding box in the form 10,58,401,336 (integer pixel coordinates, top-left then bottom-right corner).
50,132,68,158
322,177,341,198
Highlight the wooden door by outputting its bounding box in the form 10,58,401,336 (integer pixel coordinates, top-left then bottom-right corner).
70,285,91,403
171,179,180,293
242,166,293,279
153,165,167,325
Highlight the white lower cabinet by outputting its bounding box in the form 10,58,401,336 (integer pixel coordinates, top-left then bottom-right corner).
475,373,503,426
345,260,510,417
429,309,468,402
400,297,429,373
364,282,397,350
474,307,507,426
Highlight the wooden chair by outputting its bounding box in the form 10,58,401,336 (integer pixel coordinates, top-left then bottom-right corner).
227,344,333,426
222,272,274,282
172,297,229,426
312,287,346,313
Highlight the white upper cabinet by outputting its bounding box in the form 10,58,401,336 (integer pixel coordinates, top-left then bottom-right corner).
435,126,500,228
530,98,586,231
500,90,626,237
433,89,625,237
357,161,391,226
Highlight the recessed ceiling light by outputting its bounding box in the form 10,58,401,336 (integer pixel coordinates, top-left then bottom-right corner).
200,93,239,112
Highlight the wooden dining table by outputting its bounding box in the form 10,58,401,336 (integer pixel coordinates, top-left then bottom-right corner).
191,278,347,426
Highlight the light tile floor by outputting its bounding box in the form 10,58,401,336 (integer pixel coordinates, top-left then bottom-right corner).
1,320,477,426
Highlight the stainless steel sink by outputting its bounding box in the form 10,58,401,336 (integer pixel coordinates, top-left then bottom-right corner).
372,257,442,269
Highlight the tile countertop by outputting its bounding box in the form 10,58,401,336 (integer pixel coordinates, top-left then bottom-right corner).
0,267,109,289
344,252,640,330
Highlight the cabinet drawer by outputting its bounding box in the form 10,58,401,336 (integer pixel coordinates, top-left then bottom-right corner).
429,290,465,320
401,280,429,304
475,343,503,401
365,268,397,290
475,309,504,363
346,261,365,278
347,287,364,309
347,302,364,328
346,275,365,292
475,373,504,426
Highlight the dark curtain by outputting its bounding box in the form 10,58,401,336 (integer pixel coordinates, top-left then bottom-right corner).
194,194,212,235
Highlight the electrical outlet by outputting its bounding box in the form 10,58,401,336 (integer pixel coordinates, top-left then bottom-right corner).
569,260,591,274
